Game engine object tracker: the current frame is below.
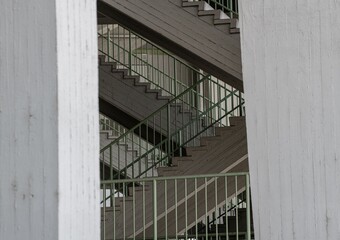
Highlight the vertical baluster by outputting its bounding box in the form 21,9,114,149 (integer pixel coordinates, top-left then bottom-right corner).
153,179,158,240
113,182,116,240
164,180,168,240
167,104,171,165
123,182,126,239
235,176,239,240
225,176,229,239
246,174,251,240
185,178,188,239
205,177,208,240
175,179,178,240
195,178,198,240
215,177,219,239
102,183,106,240
143,183,146,239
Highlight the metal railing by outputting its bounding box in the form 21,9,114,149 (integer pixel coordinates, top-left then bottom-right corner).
101,172,252,240
189,0,239,18
100,114,164,164
100,114,126,136
98,23,241,102
100,75,244,180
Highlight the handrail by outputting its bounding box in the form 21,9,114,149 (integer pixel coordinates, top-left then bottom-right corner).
98,23,242,100
98,23,245,181
115,96,243,179
101,172,249,184
100,74,211,153
100,173,252,239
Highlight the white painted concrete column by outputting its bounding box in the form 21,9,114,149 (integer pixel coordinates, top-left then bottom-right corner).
240,0,340,239
0,1,99,239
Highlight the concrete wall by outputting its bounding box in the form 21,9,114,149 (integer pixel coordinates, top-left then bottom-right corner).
240,0,340,239
0,0,99,239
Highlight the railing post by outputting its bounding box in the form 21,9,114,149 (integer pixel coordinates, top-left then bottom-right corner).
246,174,251,240
167,104,171,165
239,91,243,116
153,179,157,240
107,28,110,59
128,31,132,75
179,129,183,157
173,58,177,97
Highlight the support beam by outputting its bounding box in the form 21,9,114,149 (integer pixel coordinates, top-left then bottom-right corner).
0,0,99,239
240,0,340,239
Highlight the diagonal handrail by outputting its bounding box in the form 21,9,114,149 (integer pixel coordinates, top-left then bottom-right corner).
100,74,211,153
100,82,244,180
115,98,243,180
98,23,242,100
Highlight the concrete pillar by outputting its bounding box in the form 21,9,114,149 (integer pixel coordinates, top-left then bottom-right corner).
240,0,340,239
0,0,99,239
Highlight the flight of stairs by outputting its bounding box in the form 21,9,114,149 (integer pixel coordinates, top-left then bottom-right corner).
100,130,159,179
97,0,243,90
102,117,248,239
99,55,216,150
182,0,240,34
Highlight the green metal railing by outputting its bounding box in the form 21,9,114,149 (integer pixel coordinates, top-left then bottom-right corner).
98,23,242,102
192,0,239,18
100,114,126,136
101,172,252,240
100,114,164,164
100,74,244,180
98,22,244,181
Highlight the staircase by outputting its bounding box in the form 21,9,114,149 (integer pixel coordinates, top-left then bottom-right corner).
182,0,240,34
99,56,171,123
97,0,243,90
101,117,248,239
158,117,247,177
97,1,252,238
100,115,162,179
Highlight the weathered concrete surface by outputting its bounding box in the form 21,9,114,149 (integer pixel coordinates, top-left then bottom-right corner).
0,0,99,239
240,0,340,239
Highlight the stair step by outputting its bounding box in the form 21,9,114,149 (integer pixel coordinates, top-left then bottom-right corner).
185,146,209,156
200,135,222,146
214,18,238,28
182,0,213,11
229,116,245,126
198,9,229,20
171,156,193,165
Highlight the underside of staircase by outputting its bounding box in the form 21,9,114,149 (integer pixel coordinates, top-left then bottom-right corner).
97,0,243,91
102,117,248,239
